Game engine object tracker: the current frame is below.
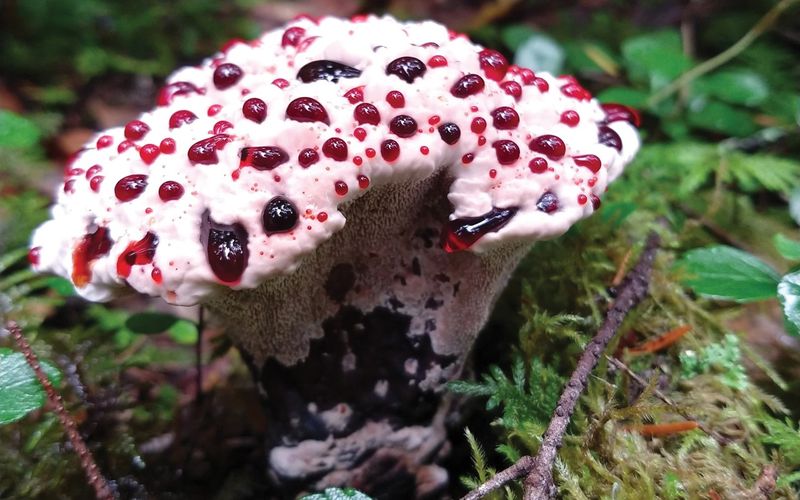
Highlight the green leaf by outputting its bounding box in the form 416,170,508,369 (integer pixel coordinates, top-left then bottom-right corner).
0,349,62,425
301,488,373,500
677,245,780,302
774,234,800,261
597,87,649,108
687,99,757,137
693,69,769,107
125,311,180,335
621,31,691,89
778,271,800,337
500,24,537,52
168,320,199,345
0,110,41,150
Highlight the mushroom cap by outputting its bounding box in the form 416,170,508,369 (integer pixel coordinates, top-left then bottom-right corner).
30,15,640,306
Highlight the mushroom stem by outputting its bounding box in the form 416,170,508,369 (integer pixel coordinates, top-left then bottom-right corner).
206,173,527,497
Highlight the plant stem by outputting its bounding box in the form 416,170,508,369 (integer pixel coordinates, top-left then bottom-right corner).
6,321,115,500
647,0,799,108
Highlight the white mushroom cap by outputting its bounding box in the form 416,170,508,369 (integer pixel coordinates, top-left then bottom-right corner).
30,15,640,306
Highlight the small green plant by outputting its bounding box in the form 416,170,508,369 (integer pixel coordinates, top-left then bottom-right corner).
679,334,748,390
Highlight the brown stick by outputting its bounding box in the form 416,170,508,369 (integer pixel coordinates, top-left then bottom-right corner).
6,321,115,500
460,232,660,500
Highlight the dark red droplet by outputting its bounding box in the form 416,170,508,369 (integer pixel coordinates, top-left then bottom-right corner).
577,194,588,205
380,139,400,162
317,212,328,222
573,154,602,173
239,146,289,170
590,194,602,210
116,232,159,278
159,138,176,154
63,180,75,194
438,123,461,145
90,176,104,192
500,81,522,101
598,125,623,151
390,115,417,138
532,77,549,92
354,128,367,142
262,196,298,234
86,165,102,179
298,148,319,167
96,135,113,149
529,135,566,160
386,91,405,108
602,103,641,127
282,26,306,47
442,207,517,253
213,120,233,135
286,97,330,124
344,86,365,104
428,55,448,67
334,180,349,196
493,140,520,165
115,174,148,202
203,214,249,284
560,82,591,101
117,140,136,154
386,57,427,83
159,181,184,201
536,192,558,213
157,81,203,106
451,74,485,98
187,134,232,165
478,49,509,81
560,110,580,127
124,120,150,140
297,60,361,83
243,98,267,123
491,107,519,129
528,157,548,173
28,247,41,266
354,103,380,125
151,267,163,284
213,63,244,90
169,110,197,130
357,174,370,189
462,153,474,164
322,138,348,161
72,227,112,287
139,144,160,165
471,117,487,134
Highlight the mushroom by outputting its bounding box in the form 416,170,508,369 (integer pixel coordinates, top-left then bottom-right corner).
30,15,640,497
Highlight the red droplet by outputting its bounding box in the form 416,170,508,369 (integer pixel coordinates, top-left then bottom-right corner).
519,69,536,85
598,125,623,151
317,212,328,222
169,110,198,129
322,138,348,161
286,97,330,124
71,227,112,287
471,117,487,134
536,192,559,213
239,146,289,170
28,247,41,266
500,81,522,101
442,207,517,253
243,98,267,123
298,148,319,167
272,78,290,89
90,176,104,192
532,77,549,92
602,103,641,127
344,86,365,104
573,154,602,173
117,232,159,278
213,63,244,90
124,120,150,140
428,115,441,125
529,135,566,160
157,81,203,106
204,215,248,284
115,174,148,201
462,153,474,164
451,74,485,98
85,165,102,179
354,128,367,141
207,104,222,116
187,134,232,165
96,135,113,149
159,138,176,154
282,26,306,47
63,180,75,194
151,267,163,284
428,55,447,67
577,194,588,205
380,139,400,162
139,144,160,165
560,82,592,101
386,90,405,108
420,146,429,155
357,174,370,189
491,107,520,129
590,194,602,210
353,156,363,166
478,136,487,146
365,147,376,158
528,157,548,173
354,103,380,125
159,181,184,201
390,115,417,137
334,180,349,196
478,49,509,81
212,121,233,135
560,110,580,127
117,140,136,154
489,169,497,179
493,140,520,165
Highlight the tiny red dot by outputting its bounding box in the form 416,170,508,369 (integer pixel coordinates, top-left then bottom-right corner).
428,115,441,125
207,104,222,116
478,136,487,146
578,194,588,205
159,138,176,154
357,174,370,189
365,148,376,158
354,128,367,141
318,212,328,222
353,156,363,166
489,169,497,179
420,146,429,155
272,78,290,89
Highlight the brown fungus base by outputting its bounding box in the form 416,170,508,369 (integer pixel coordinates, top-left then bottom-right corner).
206,172,528,498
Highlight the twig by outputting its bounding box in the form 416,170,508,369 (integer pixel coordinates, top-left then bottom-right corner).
6,321,115,500
605,355,728,445
747,465,778,500
647,0,799,108
460,232,660,500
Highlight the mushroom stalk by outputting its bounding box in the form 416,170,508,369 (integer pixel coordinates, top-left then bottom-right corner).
207,174,526,497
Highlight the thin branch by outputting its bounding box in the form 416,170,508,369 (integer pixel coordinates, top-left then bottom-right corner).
6,321,115,500
647,0,799,108
460,232,661,500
